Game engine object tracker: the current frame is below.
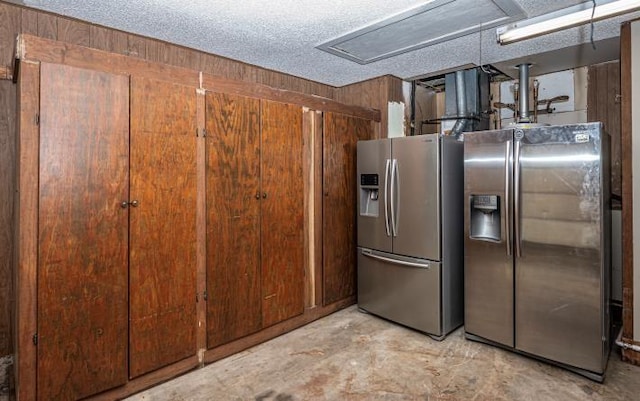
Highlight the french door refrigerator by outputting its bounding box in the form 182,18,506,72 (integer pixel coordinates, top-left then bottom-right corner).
357,134,463,340
463,123,611,381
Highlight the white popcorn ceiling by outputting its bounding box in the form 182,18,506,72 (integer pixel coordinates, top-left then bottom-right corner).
11,0,640,86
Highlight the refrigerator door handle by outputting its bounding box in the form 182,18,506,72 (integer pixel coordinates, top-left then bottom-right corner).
505,140,512,257
384,159,391,237
391,158,399,237
514,138,522,257
361,249,430,269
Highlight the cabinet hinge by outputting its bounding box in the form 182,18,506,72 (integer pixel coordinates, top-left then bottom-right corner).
196,293,199,303
203,290,208,301
34,114,40,125
32,333,38,346
202,128,207,138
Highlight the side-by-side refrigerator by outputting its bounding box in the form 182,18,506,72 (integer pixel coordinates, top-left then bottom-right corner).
357,134,463,339
464,123,611,381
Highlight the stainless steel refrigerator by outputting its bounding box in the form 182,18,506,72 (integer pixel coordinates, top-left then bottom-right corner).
357,134,464,340
463,123,611,381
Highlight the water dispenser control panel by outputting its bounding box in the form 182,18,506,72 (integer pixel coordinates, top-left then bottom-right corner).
360,174,380,216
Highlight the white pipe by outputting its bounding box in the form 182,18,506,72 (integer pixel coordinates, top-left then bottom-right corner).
615,327,640,352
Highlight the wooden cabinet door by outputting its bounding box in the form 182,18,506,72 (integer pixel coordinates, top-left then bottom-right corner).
129,77,198,378
323,113,374,305
38,63,129,400
261,100,305,327
205,92,262,347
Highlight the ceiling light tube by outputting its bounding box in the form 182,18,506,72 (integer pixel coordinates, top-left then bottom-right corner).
497,0,640,44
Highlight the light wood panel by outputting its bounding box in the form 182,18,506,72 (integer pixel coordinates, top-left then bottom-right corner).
37,62,129,400
261,100,305,327
205,92,262,348
0,3,20,71
323,112,374,305
129,77,198,378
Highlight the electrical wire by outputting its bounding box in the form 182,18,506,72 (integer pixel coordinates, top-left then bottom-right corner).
590,0,597,50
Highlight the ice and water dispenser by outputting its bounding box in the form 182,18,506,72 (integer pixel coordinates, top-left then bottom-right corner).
360,173,379,217
469,195,501,241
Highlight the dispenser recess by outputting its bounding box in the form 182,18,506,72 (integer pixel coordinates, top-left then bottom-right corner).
469,195,501,242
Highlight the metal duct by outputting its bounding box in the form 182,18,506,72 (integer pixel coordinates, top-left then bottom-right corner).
451,70,468,140
518,63,531,123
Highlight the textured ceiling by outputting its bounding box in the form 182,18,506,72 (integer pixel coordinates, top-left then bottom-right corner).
11,0,640,86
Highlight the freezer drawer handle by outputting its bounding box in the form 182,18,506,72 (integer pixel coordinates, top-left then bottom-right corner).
361,249,431,269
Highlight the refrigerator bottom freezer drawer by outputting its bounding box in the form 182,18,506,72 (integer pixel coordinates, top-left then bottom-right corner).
357,248,441,336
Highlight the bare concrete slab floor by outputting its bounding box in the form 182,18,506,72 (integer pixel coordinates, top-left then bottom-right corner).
127,306,640,401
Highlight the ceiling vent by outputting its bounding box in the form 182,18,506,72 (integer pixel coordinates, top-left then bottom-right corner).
317,0,526,64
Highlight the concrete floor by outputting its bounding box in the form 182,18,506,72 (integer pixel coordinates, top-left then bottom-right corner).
127,306,640,401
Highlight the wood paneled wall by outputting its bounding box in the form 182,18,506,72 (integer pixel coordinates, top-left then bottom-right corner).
335,75,404,139
587,61,622,205
0,2,334,98
0,1,402,360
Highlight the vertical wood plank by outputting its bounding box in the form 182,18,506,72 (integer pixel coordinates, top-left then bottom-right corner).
0,80,16,357
323,113,374,305
89,25,114,51
261,100,305,327
21,9,38,35
303,109,315,308
36,12,57,40
111,30,129,55
129,77,198,378
38,62,129,400
196,85,207,360
57,17,90,46
314,111,324,307
15,59,39,401
128,34,147,58
0,3,21,71
608,62,622,200
621,22,634,342
205,92,262,347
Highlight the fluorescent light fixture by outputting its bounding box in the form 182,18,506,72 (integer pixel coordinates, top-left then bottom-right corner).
497,0,640,44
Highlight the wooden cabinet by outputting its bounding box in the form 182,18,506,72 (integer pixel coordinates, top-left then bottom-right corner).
205,93,304,348
37,63,130,400
14,34,381,400
322,112,374,305
128,77,198,378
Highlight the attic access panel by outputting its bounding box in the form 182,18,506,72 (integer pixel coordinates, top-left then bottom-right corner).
317,0,525,64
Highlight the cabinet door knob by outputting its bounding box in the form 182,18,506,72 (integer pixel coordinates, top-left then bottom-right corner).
130,200,139,207
262,192,267,199
121,201,129,209
255,191,260,200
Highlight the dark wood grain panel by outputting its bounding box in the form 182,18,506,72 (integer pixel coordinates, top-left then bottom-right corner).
14,59,39,401
89,25,114,51
0,3,20,71
36,12,57,39
129,77,198,378
21,8,38,35
608,62,622,200
0,80,16,356
621,22,634,342
128,34,147,58
323,112,374,305
57,17,90,46
205,92,262,348
38,62,129,400
587,61,622,202
196,90,207,354
261,100,305,327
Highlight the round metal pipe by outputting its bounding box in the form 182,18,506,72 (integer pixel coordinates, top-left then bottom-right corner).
518,63,531,123
451,70,467,139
